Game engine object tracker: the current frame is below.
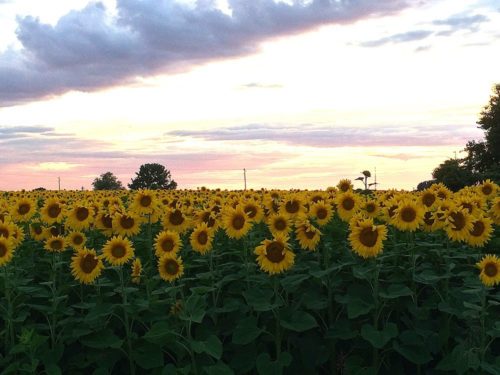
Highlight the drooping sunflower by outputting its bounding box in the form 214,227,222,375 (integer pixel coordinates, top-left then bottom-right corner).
65,203,94,231
112,212,142,237
10,197,36,222
131,258,142,284
163,208,191,233
267,213,292,237
335,191,360,222
40,198,65,224
476,254,500,287
348,218,388,258
222,206,252,239
102,236,135,266
444,206,473,242
309,200,334,226
158,254,184,282
66,231,86,250
70,247,104,284
254,234,295,275
190,222,214,254
337,179,353,193
154,230,182,257
44,236,67,253
295,219,322,251
0,237,15,267
390,199,424,232
464,215,493,247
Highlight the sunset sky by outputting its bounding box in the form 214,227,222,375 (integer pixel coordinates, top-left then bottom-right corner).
1,0,499,191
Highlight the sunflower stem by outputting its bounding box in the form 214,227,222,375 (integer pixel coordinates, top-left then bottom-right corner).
372,258,380,371
50,251,59,349
119,267,135,375
480,287,487,366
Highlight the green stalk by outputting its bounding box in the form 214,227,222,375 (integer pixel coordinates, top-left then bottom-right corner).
372,259,380,371
119,267,135,375
480,287,487,366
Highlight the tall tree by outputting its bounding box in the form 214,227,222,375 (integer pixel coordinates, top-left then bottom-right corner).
432,159,475,192
128,163,177,190
92,172,124,190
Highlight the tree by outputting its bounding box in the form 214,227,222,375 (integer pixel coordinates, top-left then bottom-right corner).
462,83,500,183
416,180,436,191
432,159,475,192
128,163,177,190
92,172,124,190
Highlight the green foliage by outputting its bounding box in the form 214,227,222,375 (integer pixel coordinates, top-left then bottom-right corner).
432,158,476,191
128,163,177,190
92,171,124,190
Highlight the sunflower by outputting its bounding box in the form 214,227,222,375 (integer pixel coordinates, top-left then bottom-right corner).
464,215,493,247
130,190,158,215
30,222,47,241
421,210,444,232
66,231,86,250
66,203,94,231
476,254,500,287
445,207,473,242
337,179,353,193
295,219,322,251
348,218,388,258
477,179,498,200
102,236,135,266
279,196,306,220
163,208,191,233
432,183,452,201
0,221,16,243
391,199,424,232
40,198,65,224
254,234,295,275
95,211,115,236
131,258,142,284
154,230,182,257
10,197,36,222
242,200,264,223
0,237,15,267
44,236,67,253
112,212,142,237
190,223,214,254
267,213,292,237
11,225,24,248
70,247,104,285
195,208,219,231
489,197,500,225
419,189,438,209
361,199,380,219
335,191,360,222
222,206,252,239
309,200,333,226
158,254,184,282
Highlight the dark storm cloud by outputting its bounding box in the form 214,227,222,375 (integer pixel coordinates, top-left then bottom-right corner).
0,0,414,106
167,123,482,147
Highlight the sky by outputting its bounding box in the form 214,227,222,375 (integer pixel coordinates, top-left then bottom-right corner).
0,0,499,191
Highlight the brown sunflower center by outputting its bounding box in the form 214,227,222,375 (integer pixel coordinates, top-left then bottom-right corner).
72,234,84,245
18,203,31,215
197,231,208,245
342,197,355,211
285,200,300,214
265,242,285,263
422,193,436,207
401,207,417,223
305,229,316,239
161,238,175,252
359,227,379,247
33,225,43,235
388,205,398,218
165,259,179,275
450,212,466,231
470,221,485,237
140,195,152,207
76,207,89,221
274,218,287,231
460,203,473,214
484,262,498,277
120,216,135,229
102,215,113,229
244,205,257,218
482,185,493,195
169,210,184,226
0,243,7,257
80,254,98,274
232,214,245,230
423,211,434,226
437,191,447,199
50,239,63,251
316,208,328,219
48,204,61,218
366,203,376,213
0,228,9,238
111,244,126,258
339,183,350,192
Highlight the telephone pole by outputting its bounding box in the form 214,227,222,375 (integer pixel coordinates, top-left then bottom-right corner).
58,177,61,191
243,168,247,190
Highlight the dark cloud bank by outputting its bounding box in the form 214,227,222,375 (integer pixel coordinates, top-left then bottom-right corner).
0,0,413,106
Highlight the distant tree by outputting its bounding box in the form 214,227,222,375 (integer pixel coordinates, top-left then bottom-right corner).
92,172,124,190
462,83,500,183
33,187,46,191
416,180,436,191
432,159,475,192
128,163,177,190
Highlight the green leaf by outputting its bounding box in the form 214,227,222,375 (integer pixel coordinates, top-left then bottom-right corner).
379,284,413,299
393,330,432,365
243,288,279,311
44,363,61,375
256,352,292,375
204,361,234,375
179,294,207,323
133,342,164,370
361,323,398,349
279,274,309,292
191,335,223,360
80,329,123,349
143,322,175,344
325,319,358,340
280,309,318,332
232,316,263,345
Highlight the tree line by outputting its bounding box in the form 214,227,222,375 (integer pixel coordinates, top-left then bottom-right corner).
92,163,177,190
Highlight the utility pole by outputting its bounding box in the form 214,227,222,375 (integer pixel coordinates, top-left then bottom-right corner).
243,168,247,191
58,177,61,191
374,167,377,191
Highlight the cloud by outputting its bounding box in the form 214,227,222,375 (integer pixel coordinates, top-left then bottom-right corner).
240,82,284,89
0,0,413,106
433,14,488,36
167,123,483,147
359,30,433,47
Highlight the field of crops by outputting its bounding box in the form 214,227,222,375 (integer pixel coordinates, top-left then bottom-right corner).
0,179,499,374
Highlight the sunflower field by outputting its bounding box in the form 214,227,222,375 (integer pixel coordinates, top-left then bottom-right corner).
1,180,499,374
